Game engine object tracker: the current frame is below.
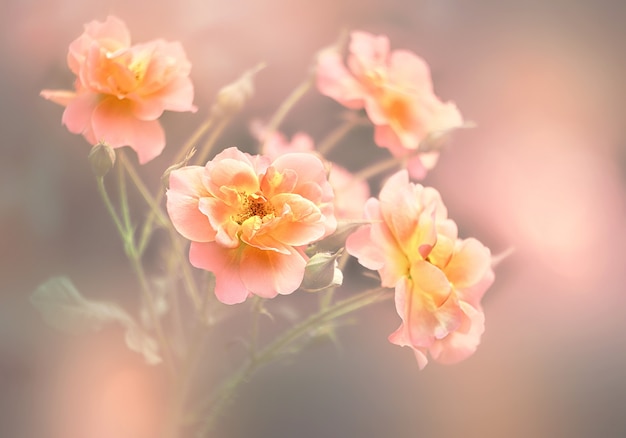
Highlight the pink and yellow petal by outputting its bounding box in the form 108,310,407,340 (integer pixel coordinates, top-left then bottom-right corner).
145,75,197,113
345,224,385,272
401,262,462,345
239,245,307,297
197,197,240,248
387,50,432,89
40,89,77,107
445,238,493,290
189,242,249,305
267,193,325,246
206,157,260,194
316,49,366,108
347,31,390,77
260,167,298,198
60,92,99,136
166,166,215,242
90,97,165,163
271,153,327,190
428,301,485,365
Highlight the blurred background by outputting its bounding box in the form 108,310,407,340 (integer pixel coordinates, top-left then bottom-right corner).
1,0,626,437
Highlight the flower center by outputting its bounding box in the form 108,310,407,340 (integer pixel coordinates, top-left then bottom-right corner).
383,95,411,129
234,192,275,225
103,48,149,96
363,68,387,90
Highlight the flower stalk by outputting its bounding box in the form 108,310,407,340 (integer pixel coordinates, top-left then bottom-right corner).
194,286,392,437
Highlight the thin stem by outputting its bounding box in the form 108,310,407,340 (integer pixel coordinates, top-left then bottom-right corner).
96,177,127,245
194,116,230,165
194,287,392,437
138,115,216,253
118,152,202,308
351,122,476,182
117,158,132,234
263,75,314,137
168,233,202,309
260,28,349,140
316,114,362,157
128,248,177,378
174,116,216,167
119,153,169,230
258,287,390,364
96,172,176,377
352,154,405,182
249,296,265,357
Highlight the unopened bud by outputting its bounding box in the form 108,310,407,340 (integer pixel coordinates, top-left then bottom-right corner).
88,142,116,177
301,250,344,292
210,63,266,118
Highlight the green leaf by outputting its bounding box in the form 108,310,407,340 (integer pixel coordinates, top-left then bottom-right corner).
30,276,162,365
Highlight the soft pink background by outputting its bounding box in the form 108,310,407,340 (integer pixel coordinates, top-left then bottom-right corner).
1,1,625,437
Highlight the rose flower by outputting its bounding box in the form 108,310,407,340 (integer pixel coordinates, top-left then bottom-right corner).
166,147,337,304
317,31,463,179
347,170,494,368
41,15,197,164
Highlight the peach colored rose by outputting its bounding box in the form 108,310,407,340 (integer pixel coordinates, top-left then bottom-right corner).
316,31,463,179
260,130,370,220
166,147,337,304
346,170,493,368
41,16,196,164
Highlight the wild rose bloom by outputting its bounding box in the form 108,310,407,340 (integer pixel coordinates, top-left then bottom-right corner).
166,147,337,304
41,16,196,164
316,31,463,179
260,130,369,220
346,170,493,368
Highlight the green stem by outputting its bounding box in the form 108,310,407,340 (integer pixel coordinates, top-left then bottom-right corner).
194,116,230,165
128,249,177,377
174,116,215,166
138,115,216,254
120,153,202,309
96,172,177,378
352,154,405,182
96,177,127,242
316,113,363,157
117,157,132,234
263,75,314,137
119,153,169,231
350,121,476,182
194,286,391,437
249,296,265,357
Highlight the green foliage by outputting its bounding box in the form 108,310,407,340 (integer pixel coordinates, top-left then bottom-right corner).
30,276,162,365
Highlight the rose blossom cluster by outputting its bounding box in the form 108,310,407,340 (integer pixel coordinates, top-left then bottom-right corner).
42,18,495,369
